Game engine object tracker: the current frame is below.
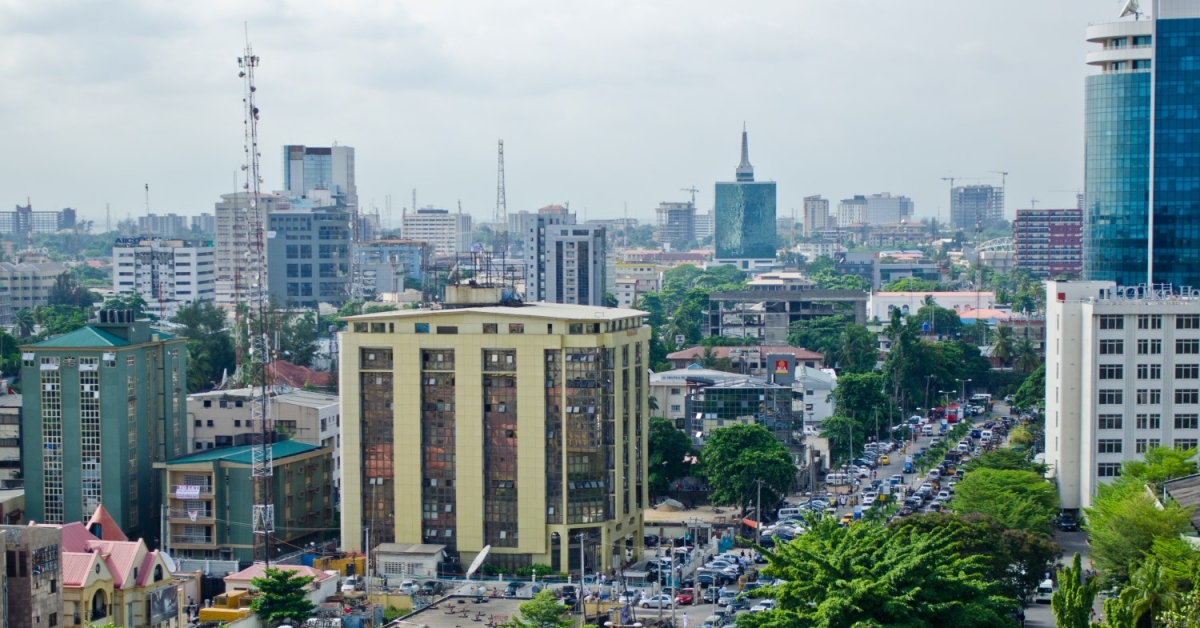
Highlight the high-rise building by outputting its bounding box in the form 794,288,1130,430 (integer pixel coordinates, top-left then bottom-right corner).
802,195,830,237
1046,280,1200,509
213,192,288,307
1083,3,1200,287
715,127,777,270
695,210,715,240
1013,208,1084,278
266,206,354,308
655,201,696,245
282,145,357,208
836,193,915,226
402,208,472,256
836,196,867,226
0,204,75,234
112,237,216,320
339,302,650,572
136,214,189,237
0,262,67,310
516,208,607,305
20,309,188,543
191,212,216,234
950,185,1004,230
357,238,432,296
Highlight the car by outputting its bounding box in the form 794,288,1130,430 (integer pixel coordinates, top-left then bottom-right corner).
675,588,695,605
924,502,945,514
839,512,854,525
897,505,915,517
421,581,444,595
749,600,777,613
717,589,738,606
879,454,891,465
398,580,418,594
1035,579,1054,604
559,585,579,605
700,588,719,603
644,534,660,547
504,581,522,597
889,474,904,485
341,576,360,593
936,491,951,502
861,492,877,507
1057,514,1079,532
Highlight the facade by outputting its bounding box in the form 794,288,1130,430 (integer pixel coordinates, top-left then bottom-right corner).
695,211,714,240
612,263,664,309
715,127,777,269
1045,280,1200,509
837,193,915,226
664,346,823,375
112,237,216,320
792,241,845,261
1083,4,1200,287
20,310,188,545
190,213,215,234
402,209,472,256
867,291,997,321
801,196,830,237
157,441,334,563
519,210,607,306
655,202,696,245
282,145,357,208
266,206,354,308
0,524,63,628
0,394,20,483
950,185,1005,230
1014,208,1084,279
0,262,66,310
690,378,796,443
706,290,868,344
0,205,75,235
213,192,288,307
793,366,837,429
339,302,650,574
358,239,430,287
136,214,189,237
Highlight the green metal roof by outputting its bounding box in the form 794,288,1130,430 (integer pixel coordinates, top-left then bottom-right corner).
32,327,130,348
166,441,322,465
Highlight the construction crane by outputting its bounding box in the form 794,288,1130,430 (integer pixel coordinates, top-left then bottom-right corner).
237,34,276,567
680,186,699,207
989,171,1009,188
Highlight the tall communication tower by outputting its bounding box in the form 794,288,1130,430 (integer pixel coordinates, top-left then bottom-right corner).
495,140,508,254
238,35,275,566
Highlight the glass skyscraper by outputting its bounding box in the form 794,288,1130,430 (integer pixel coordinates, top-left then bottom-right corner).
282,144,358,208
715,127,777,268
1084,3,1200,288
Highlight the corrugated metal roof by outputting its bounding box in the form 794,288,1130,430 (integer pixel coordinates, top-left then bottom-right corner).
165,441,322,465
32,327,129,347
275,389,339,409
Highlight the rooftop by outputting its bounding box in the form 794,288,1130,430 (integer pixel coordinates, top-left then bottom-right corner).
401,596,527,628
31,326,130,347
344,302,647,322
274,389,339,409
375,543,447,556
166,441,322,466
226,563,337,584
666,346,823,361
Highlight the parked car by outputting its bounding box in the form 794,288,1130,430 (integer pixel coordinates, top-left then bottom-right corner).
1035,579,1055,604
618,590,642,605
560,585,579,606
504,581,522,597
750,600,777,613
675,588,695,605
398,580,418,595
422,581,444,595
1057,513,1079,532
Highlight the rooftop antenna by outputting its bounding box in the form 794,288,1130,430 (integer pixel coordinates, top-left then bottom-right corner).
105,203,111,234
495,139,507,255
1120,0,1142,19
144,183,151,219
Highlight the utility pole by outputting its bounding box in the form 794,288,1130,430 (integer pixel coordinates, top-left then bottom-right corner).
754,479,764,545
578,533,587,628
495,140,508,255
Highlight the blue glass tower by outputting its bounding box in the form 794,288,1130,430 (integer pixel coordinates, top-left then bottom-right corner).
715,126,777,269
1084,4,1200,288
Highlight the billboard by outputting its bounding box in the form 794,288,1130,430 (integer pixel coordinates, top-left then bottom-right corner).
766,353,795,386
147,584,180,625
175,485,202,499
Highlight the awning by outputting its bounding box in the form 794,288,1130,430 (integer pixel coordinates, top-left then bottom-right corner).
742,518,759,529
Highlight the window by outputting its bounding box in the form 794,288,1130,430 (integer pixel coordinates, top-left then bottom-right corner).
1176,414,1199,429
1178,365,1200,379
509,323,524,334
670,405,681,412
1098,439,1123,454
1098,463,1121,477
1176,439,1199,451
234,420,241,427
1099,315,1124,329
1136,414,1162,429
1138,314,1163,329
206,420,214,427
1136,389,1162,405
1138,364,1163,379
483,323,498,334
1099,390,1123,405
1098,414,1123,429
194,420,201,427
436,326,458,334
1099,364,1124,379
1100,339,1124,355
49,613,56,627
415,323,429,334
1178,339,1200,354
1178,314,1200,329
1177,390,1200,405
1139,339,1163,355
1136,439,1151,453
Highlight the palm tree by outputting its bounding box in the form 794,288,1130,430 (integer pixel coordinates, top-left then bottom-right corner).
923,294,936,307
992,325,1016,367
13,309,34,339
1014,338,1041,373
1121,558,1180,627
648,395,659,412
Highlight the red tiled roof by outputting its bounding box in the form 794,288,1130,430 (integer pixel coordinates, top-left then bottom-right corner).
46,522,101,552
667,346,824,361
268,361,333,389
62,552,98,587
87,540,143,589
134,551,158,587
87,505,128,541
226,563,336,584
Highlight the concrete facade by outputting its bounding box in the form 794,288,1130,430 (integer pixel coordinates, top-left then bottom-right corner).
402,209,472,256
266,206,354,308
112,237,216,320
1,525,63,628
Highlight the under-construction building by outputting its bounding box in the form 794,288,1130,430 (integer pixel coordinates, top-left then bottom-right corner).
0,204,75,234
654,201,696,244
950,184,1005,230
112,237,216,319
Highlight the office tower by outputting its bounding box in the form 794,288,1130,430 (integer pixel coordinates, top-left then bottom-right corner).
1084,3,1200,286
136,214,189,237
695,210,715,240
112,237,216,320
516,208,606,305
402,208,472,256
802,195,830,237
1046,280,1200,509
266,206,354,308
715,127,777,269
1013,208,1084,279
282,145,357,208
837,194,915,226
0,204,75,234
357,238,432,294
213,192,288,307
950,185,1004,230
655,201,696,245
191,213,216,234
836,196,867,226
339,301,650,572
20,309,188,543
0,262,67,309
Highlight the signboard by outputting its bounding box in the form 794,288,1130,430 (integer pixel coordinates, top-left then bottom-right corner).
147,584,179,625
765,353,795,386
175,485,202,499
774,360,790,375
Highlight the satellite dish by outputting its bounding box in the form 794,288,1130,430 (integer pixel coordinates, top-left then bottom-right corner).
1120,0,1141,18
465,545,491,580
161,552,178,574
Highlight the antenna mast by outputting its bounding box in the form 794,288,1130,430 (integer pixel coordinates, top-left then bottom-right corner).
238,34,275,566
495,139,507,255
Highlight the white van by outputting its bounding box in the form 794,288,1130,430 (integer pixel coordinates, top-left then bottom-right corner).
826,473,852,486
1035,579,1054,604
777,507,801,519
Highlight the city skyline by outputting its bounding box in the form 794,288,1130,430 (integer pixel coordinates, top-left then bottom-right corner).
1,1,1116,227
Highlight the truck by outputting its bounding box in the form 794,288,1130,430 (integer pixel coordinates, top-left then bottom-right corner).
903,455,914,474
939,418,948,434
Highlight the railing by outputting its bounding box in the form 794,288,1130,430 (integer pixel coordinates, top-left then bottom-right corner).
171,535,214,545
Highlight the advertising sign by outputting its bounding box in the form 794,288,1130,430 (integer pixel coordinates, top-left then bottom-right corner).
174,485,202,499
147,584,179,625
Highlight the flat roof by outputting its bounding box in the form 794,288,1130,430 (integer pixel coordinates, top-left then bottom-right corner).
344,302,647,322
402,596,528,628
375,543,446,555
274,389,339,409
166,441,322,465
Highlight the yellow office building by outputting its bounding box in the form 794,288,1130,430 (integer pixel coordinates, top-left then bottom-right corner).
339,301,650,574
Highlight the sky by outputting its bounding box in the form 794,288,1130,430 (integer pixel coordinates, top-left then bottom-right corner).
0,0,1129,230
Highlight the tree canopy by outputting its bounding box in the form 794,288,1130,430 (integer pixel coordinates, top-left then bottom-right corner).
171,301,236,392
699,423,795,511
249,567,316,625
648,417,697,496
1086,476,1195,585
1122,445,1199,490
498,590,572,628
952,468,1058,535
1011,364,1045,410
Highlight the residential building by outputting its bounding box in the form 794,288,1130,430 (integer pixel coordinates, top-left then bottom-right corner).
0,524,63,628
706,289,868,344
20,309,188,544
213,192,289,307
747,271,814,291
950,185,1005,230
801,196,830,237
1014,208,1084,279
509,206,573,260
612,262,665,309
1045,280,1200,509
793,366,837,429
136,214,189,238
282,144,357,208
864,222,932,249
266,206,354,307
715,127,777,270
694,210,714,240
402,208,472,256
655,202,696,245
111,237,216,320
837,193,915,226
867,291,997,321
517,209,607,306
156,441,335,563
664,346,823,375
339,301,650,574
1083,4,1200,286
190,213,215,234
613,278,639,309
0,393,21,483
358,238,431,289
0,205,75,234
0,262,66,310
791,241,845,262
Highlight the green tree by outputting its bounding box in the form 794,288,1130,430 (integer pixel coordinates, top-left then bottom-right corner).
834,324,878,374
48,271,99,308
1122,446,1199,490
952,468,1058,535
1159,579,1200,628
991,325,1016,367
1085,477,1195,585
101,293,149,319
498,590,572,628
13,308,34,339
1007,425,1034,448
908,303,963,340
1013,337,1041,372
966,448,1046,474
1012,364,1045,410
32,304,88,338
819,414,863,466
1052,553,1101,628
786,315,853,364
172,301,236,392
1120,557,1180,627
362,303,398,314
249,567,316,626
648,417,697,497
884,276,941,292
830,372,889,426
693,346,732,371
742,517,1018,628
699,423,795,511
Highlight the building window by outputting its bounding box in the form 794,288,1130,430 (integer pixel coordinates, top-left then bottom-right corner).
1135,438,1152,453
1176,390,1200,405
1136,413,1162,429
234,420,241,427
1178,364,1200,379
415,323,429,334
1099,339,1124,355
1178,315,1200,329
1099,390,1123,405
1098,414,1123,429
1139,339,1163,355
1138,364,1163,380
1138,314,1163,329
1136,389,1162,405
1097,439,1123,454
509,323,524,334
1098,463,1121,477
1178,339,1200,354
1175,414,1199,430
1175,439,1199,451
483,323,498,334
670,405,681,412
436,326,458,334
1099,364,1124,380
1099,315,1124,330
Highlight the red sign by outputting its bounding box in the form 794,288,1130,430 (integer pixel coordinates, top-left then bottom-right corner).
774,360,789,374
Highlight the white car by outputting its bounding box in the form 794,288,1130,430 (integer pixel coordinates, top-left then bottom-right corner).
861,492,877,508
936,491,951,502
641,594,674,609
341,576,360,593
398,580,418,594
750,600,777,612
618,590,641,605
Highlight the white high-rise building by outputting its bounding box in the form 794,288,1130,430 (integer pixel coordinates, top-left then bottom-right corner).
1046,280,1200,509
402,208,472,256
802,195,830,237
112,237,216,319
213,192,288,306
515,206,607,305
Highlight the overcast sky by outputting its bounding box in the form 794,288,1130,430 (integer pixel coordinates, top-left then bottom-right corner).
0,0,1128,229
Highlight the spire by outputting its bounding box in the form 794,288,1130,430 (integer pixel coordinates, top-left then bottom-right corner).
736,123,754,182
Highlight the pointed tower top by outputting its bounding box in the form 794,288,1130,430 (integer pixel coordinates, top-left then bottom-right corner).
736,124,754,182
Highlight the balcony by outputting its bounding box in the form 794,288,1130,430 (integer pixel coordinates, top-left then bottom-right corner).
171,535,215,547
169,510,215,522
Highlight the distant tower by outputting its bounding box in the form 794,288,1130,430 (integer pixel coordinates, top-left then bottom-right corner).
736,123,754,183
495,139,508,254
